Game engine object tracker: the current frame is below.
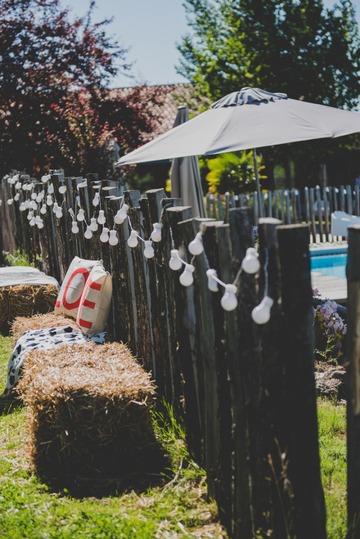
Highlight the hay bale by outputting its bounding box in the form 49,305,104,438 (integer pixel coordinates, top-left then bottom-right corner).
18,342,162,495
11,313,79,344
34,284,58,313
0,283,58,335
0,287,9,328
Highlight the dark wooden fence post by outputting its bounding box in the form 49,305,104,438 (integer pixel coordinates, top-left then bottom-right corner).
163,205,193,414
346,225,360,537
219,207,256,538
277,223,327,539
256,217,289,537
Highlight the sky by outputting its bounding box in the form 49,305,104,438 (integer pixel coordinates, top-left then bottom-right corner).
67,0,360,89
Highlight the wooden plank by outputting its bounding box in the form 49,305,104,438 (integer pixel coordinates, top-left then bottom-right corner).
277,224,327,539
346,225,360,535
224,207,256,538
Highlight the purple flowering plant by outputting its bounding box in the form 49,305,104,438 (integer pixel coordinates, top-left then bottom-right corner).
312,288,347,363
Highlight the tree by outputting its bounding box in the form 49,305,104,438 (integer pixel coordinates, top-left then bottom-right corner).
178,0,360,187
0,0,168,179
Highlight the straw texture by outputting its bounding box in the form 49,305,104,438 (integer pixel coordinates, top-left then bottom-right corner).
0,284,58,333
11,312,79,344
18,342,162,495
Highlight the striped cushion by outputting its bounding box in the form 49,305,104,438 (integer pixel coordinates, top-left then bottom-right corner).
55,257,100,320
76,265,112,336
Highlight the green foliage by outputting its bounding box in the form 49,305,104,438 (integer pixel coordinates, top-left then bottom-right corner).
179,0,360,107
0,335,225,538
3,250,35,267
178,0,360,186
204,151,266,193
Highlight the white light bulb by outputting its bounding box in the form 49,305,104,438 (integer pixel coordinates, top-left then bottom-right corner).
31,192,37,200
221,284,238,311
27,210,34,221
14,193,20,201
188,232,204,256
19,202,27,212
71,221,79,234
30,200,38,210
251,296,274,325
97,209,106,225
7,199,14,205
206,269,219,292
127,230,139,248
77,208,85,222
114,210,126,224
15,182,22,190
52,202,59,213
92,193,100,206
40,204,47,215
150,222,162,242
89,217,98,232
84,226,93,239
46,195,53,206
241,247,260,274
143,240,155,259
47,183,54,194
169,249,183,271
114,203,129,225
109,229,119,246
100,227,110,243
29,216,36,227
55,209,63,219
37,220,44,229
41,174,50,183
59,184,67,194
179,264,195,287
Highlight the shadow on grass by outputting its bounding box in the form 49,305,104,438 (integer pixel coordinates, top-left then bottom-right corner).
35,439,172,498
0,391,23,415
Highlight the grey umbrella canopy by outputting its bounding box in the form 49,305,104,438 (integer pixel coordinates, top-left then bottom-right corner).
116,87,360,213
170,106,206,218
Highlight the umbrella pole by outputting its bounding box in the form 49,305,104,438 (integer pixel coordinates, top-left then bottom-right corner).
253,148,264,218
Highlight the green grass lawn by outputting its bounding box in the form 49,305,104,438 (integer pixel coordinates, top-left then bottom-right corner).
0,335,226,539
318,397,347,538
0,334,347,538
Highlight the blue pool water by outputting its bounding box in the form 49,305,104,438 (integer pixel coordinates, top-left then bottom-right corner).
310,249,347,280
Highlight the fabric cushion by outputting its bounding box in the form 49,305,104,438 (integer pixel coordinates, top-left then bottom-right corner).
76,265,113,336
4,325,105,394
54,257,100,320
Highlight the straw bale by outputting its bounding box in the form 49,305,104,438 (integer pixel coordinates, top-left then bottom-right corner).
0,283,58,335
18,342,163,495
11,313,79,344
34,284,58,313
0,287,9,328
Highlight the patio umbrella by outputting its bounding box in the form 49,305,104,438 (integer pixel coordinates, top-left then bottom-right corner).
116,87,360,214
170,106,206,217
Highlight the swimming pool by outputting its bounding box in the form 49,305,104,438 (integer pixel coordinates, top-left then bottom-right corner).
310,248,347,280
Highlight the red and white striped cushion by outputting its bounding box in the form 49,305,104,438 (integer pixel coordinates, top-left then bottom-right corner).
76,264,112,336
54,257,100,320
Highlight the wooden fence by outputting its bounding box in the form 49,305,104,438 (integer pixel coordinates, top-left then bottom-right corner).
2,172,360,537
206,184,360,243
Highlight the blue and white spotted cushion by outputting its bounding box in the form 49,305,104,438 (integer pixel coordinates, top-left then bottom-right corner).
4,325,105,394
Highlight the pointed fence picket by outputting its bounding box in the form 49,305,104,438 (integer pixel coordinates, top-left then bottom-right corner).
206,184,360,243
